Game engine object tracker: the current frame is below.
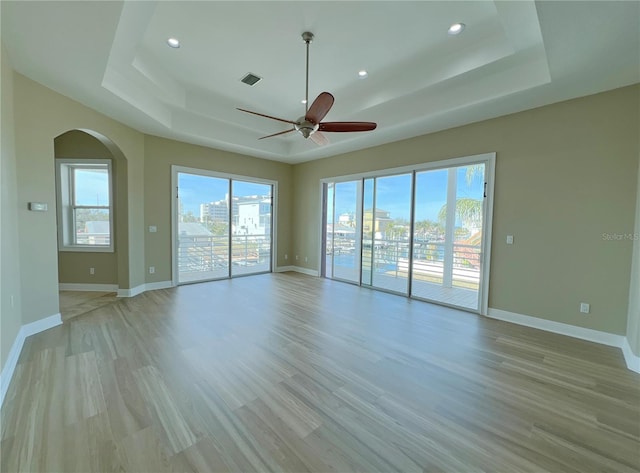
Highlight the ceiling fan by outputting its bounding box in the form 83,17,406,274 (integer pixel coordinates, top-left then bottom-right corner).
237,31,377,146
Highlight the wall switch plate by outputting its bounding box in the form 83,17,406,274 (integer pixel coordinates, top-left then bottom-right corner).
148,225,157,233
89,267,95,275
580,302,590,314
284,254,288,260
506,235,514,245
28,202,48,212
149,266,155,274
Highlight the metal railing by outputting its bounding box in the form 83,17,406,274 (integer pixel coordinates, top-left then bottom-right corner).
178,233,271,274
329,236,481,289
75,233,110,245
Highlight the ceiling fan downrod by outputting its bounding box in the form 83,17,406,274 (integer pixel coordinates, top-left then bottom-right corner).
302,31,314,115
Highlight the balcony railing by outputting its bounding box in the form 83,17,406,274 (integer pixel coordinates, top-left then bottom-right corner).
178,233,271,276
328,236,481,290
75,233,110,245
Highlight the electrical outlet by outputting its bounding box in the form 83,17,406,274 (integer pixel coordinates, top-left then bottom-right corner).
506,235,514,245
89,267,95,275
284,254,288,260
148,225,157,233
580,302,590,314
295,255,299,261
304,256,308,262
149,266,155,274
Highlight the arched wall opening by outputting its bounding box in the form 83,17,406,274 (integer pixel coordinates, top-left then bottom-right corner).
53,129,130,292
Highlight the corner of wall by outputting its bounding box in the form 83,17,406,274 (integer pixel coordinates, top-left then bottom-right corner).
1,40,24,376
625,128,640,357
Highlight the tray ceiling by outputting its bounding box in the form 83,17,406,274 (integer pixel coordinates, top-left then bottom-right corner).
2,1,638,163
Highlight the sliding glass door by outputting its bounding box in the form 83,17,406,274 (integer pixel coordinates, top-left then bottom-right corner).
362,174,413,295
411,164,485,310
174,167,274,284
231,180,272,276
322,155,493,313
324,180,361,284
177,173,230,283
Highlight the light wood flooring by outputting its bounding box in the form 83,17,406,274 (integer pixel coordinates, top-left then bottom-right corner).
59,290,118,322
2,272,639,472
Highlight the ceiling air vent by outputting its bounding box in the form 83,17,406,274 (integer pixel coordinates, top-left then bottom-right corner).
240,73,262,86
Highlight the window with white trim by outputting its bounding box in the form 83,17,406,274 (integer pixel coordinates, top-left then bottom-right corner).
56,159,114,252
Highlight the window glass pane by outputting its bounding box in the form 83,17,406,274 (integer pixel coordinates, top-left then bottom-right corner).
75,208,110,245
74,167,109,206
361,178,374,286
177,173,229,283
332,181,359,283
231,180,272,276
324,183,334,278
370,173,412,294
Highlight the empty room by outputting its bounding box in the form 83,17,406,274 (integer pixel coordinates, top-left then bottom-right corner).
1,1,639,472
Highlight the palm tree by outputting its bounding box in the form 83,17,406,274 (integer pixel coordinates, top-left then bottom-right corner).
438,164,485,231
438,198,483,231
465,163,484,186
414,219,442,240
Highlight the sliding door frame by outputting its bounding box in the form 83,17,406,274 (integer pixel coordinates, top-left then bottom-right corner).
319,152,496,315
171,165,278,286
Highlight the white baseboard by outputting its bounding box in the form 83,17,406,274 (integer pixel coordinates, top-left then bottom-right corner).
487,308,625,347
487,308,640,373
0,313,62,408
279,266,319,277
621,337,640,374
145,281,173,292
117,284,145,298
59,281,173,298
59,283,118,292
275,265,295,273
117,281,173,297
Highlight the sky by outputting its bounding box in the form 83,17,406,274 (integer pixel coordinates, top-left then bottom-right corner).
75,169,110,206
178,173,271,216
332,165,485,223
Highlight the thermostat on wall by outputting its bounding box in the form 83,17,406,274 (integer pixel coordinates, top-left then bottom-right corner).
28,202,48,211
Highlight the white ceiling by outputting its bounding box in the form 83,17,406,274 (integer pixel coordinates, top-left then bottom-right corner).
2,1,639,164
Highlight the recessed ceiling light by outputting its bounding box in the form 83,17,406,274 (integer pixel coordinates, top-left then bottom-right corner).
448,23,465,35
358,70,368,79
167,37,180,48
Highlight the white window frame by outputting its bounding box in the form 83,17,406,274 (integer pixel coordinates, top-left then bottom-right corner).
55,158,114,252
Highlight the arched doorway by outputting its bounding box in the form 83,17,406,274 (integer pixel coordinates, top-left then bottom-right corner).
53,129,129,320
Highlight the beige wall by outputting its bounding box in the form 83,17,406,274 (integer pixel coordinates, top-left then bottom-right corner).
1,43,23,371
13,74,146,324
293,85,640,335
143,136,293,283
54,130,119,285
627,148,640,355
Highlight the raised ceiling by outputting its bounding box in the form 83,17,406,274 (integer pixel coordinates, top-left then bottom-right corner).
2,1,639,164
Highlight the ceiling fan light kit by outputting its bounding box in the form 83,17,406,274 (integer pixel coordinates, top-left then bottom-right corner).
237,31,376,145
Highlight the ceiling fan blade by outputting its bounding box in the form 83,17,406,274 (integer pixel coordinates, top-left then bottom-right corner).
237,108,298,125
305,92,334,124
319,121,377,132
259,128,295,140
309,131,329,146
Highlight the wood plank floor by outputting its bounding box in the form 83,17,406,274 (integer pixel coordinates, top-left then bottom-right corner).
59,290,118,322
2,272,639,472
